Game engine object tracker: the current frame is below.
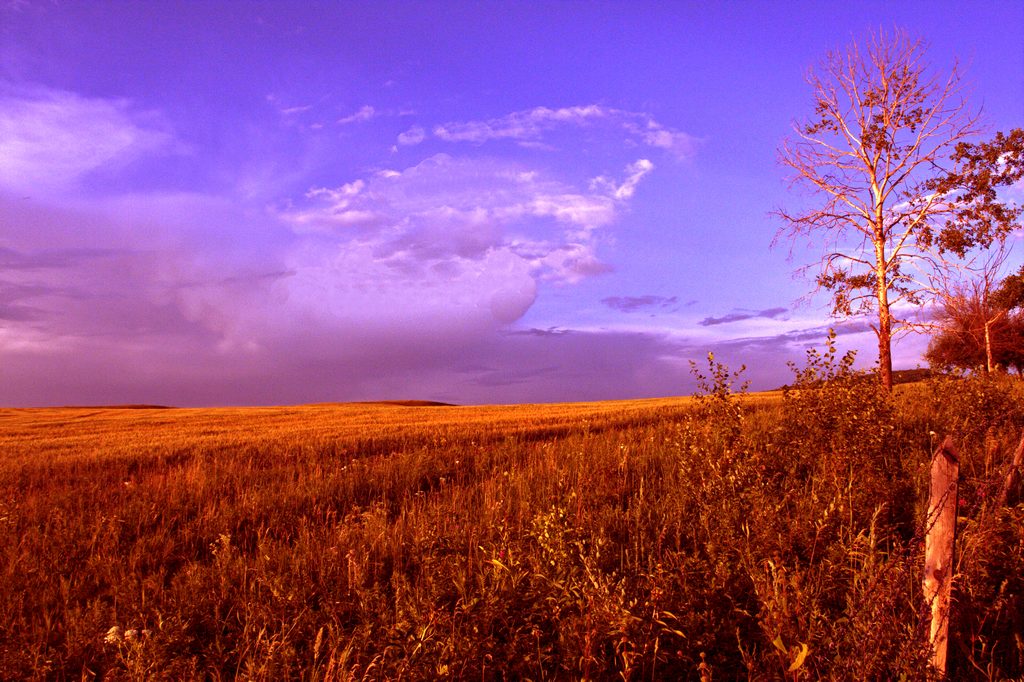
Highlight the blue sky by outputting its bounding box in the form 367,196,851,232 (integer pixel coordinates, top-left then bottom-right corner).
1,1,1022,406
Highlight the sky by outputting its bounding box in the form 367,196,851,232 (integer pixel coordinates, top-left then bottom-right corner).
1,1,1022,407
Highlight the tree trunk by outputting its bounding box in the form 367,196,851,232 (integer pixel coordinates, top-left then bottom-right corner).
984,310,1006,374
985,319,993,374
878,320,893,391
876,240,894,391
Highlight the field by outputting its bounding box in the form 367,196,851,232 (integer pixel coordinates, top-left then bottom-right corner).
1,359,1023,680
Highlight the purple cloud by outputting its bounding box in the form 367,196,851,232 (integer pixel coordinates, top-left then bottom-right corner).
602,295,679,313
718,319,873,350
699,307,788,326
0,147,636,407
0,246,119,270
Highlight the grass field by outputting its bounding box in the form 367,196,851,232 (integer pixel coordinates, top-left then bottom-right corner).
1,361,1022,680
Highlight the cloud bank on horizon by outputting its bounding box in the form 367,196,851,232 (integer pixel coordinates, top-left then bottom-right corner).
1,2,1020,406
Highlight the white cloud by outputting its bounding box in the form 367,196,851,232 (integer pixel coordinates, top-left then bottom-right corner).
590,159,655,201
433,105,606,143
282,207,382,231
397,125,426,146
531,243,613,284
432,105,697,159
282,239,538,330
615,159,654,200
273,153,633,304
528,194,615,235
640,127,696,159
306,179,365,202
337,105,376,124
279,153,622,237
0,85,171,192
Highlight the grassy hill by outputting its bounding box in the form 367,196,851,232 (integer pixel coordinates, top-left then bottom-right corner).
1,371,1022,679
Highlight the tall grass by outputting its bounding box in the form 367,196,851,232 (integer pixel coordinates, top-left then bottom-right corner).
0,365,1021,679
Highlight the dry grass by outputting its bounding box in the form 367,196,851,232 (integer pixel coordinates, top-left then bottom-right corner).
0,372,1021,680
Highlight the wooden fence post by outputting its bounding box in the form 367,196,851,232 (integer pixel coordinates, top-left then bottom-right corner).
923,435,959,678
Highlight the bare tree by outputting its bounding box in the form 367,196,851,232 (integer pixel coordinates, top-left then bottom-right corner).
775,30,1021,390
927,252,1024,375
927,248,1010,373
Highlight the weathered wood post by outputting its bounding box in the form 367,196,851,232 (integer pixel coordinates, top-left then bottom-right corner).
923,436,959,678
996,430,1024,508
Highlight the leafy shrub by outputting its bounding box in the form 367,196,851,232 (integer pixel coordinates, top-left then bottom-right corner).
689,351,750,450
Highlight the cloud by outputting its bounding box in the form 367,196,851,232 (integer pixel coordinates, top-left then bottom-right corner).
0,188,300,354
638,127,697,160
433,105,606,143
271,157,618,332
0,87,667,406
603,294,678,312
397,125,426,146
0,317,689,406
337,105,376,124
0,85,171,192
614,159,654,200
490,280,539,324
590,159,654,201
699,306,788,326
0,246,118,270
0,88,688,407
275,153,638,287
432,105,697,159
0,279,56,321
506,327,571,337
720,319,872,349
0,199,904,408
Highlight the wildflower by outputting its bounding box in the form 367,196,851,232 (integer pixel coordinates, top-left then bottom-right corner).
125,629,139,642
104,626,123,644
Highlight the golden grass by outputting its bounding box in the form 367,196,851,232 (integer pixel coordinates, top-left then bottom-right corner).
0,396,699,457
1,380,1021,680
